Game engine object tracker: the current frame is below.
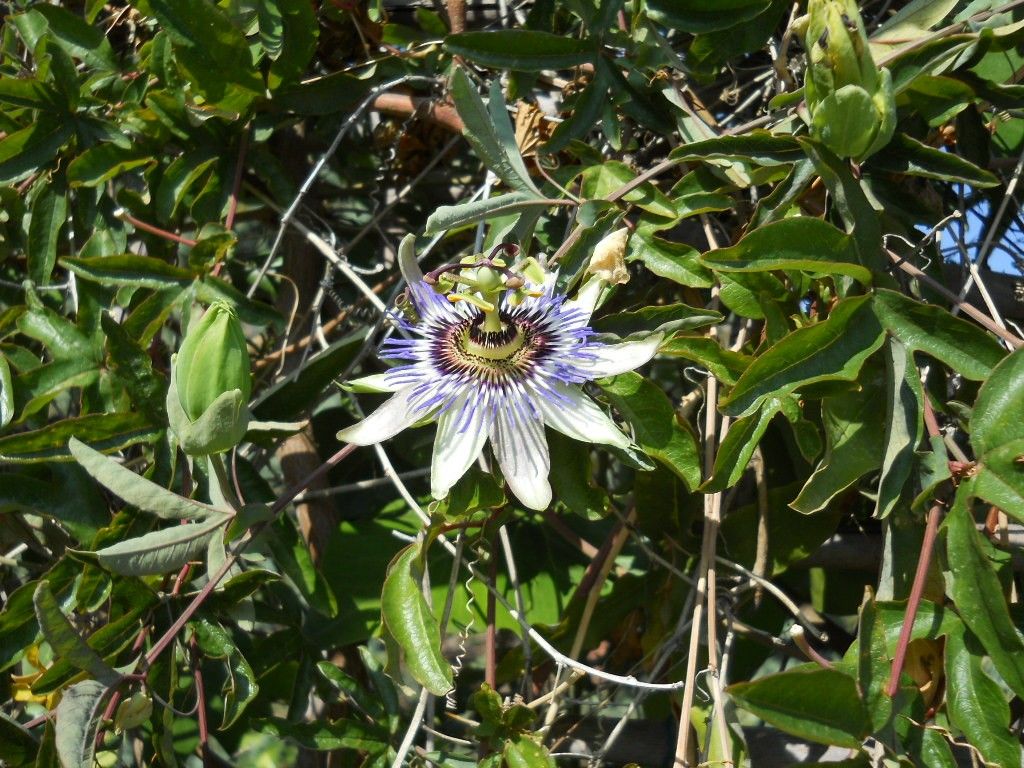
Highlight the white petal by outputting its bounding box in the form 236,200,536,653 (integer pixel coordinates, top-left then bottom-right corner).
490,411,551,510
577,333,663,379
535,383,631,449
564,277,604,322
398,233,424,285
336,389,424,446
431,395,489,499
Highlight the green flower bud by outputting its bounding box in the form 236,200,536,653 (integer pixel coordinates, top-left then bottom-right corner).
166,301,251,456
176,302,251,420
801,0,896,160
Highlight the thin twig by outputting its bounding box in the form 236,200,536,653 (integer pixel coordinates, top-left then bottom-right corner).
886,249,1024,348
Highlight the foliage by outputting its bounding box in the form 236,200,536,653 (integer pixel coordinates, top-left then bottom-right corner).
2,0,1024,766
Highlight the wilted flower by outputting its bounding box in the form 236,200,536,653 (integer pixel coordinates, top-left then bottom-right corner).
588,228,630,285
337,236,661,510
166,301,251,456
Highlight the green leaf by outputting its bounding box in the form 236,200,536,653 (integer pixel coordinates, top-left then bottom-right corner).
902,76,976,127
599,372,701,490
945,622,1023,768
0,121,74,186
871,289,1005,381
0,353,13,429
701,217,871,284
0,711,36,767
547,431,610,520
67,146,153,187
424,192,548,234
54,679,110,768
27,182,67,285
32,604,150,694
445,31,595,71
0,469,108,543
968,347,1024,517
703,397,783,492
721,295,886,418
16,304,93,361
659,336,752,385
792,386,885,514
62,254,193,288
191,619,260,729
668,132,803,166
0,413,160,464
15,358,100,422
262,0,318,87
257,717,389,751
798,139,885,274
581,161,676,218
266,517,338,617
449,68,539,195
727,665,869,749
591,304,721,339
946,488,1024,700
32,582,119,686
253,331,365,421
543,61,611,155
504,735,556,768
101,313,166,421
870,133,999,186
134,0,262,105
646,0,771,33
628,227,713,287
875,339,924,518
69,438,224,521
155,149,218,223
380,543,453,696
94,515,228,576
30,6,117,70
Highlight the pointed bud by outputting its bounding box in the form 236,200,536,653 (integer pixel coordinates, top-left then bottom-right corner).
167,302,251,455
588,228,630,285
176,302,251,420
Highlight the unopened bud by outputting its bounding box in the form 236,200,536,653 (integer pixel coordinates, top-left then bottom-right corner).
176,302,251,420
167,301,251,455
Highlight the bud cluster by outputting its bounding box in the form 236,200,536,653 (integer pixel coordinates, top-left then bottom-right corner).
798,0,896,160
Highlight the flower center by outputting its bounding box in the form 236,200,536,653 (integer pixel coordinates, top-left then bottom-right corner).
435,312,546,383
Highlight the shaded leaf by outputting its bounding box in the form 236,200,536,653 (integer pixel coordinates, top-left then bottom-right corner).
0,413,160,463
54,680,110,768
69,437,225,521
32,582,119,685
599,372,701,490
94,515,229,576
446,31,595,71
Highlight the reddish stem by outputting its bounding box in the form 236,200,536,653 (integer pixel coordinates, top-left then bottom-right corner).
118,210,198,247
140,444,356,671
224,127,249,233
190,634,210,765
885,501,944,697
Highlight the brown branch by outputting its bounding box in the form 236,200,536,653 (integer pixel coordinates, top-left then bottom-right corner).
372,93,465,133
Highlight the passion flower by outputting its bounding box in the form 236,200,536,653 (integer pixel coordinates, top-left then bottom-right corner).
338,235,661,510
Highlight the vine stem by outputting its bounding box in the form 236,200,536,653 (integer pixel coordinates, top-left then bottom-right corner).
139,444,356,671
885,396,945,697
